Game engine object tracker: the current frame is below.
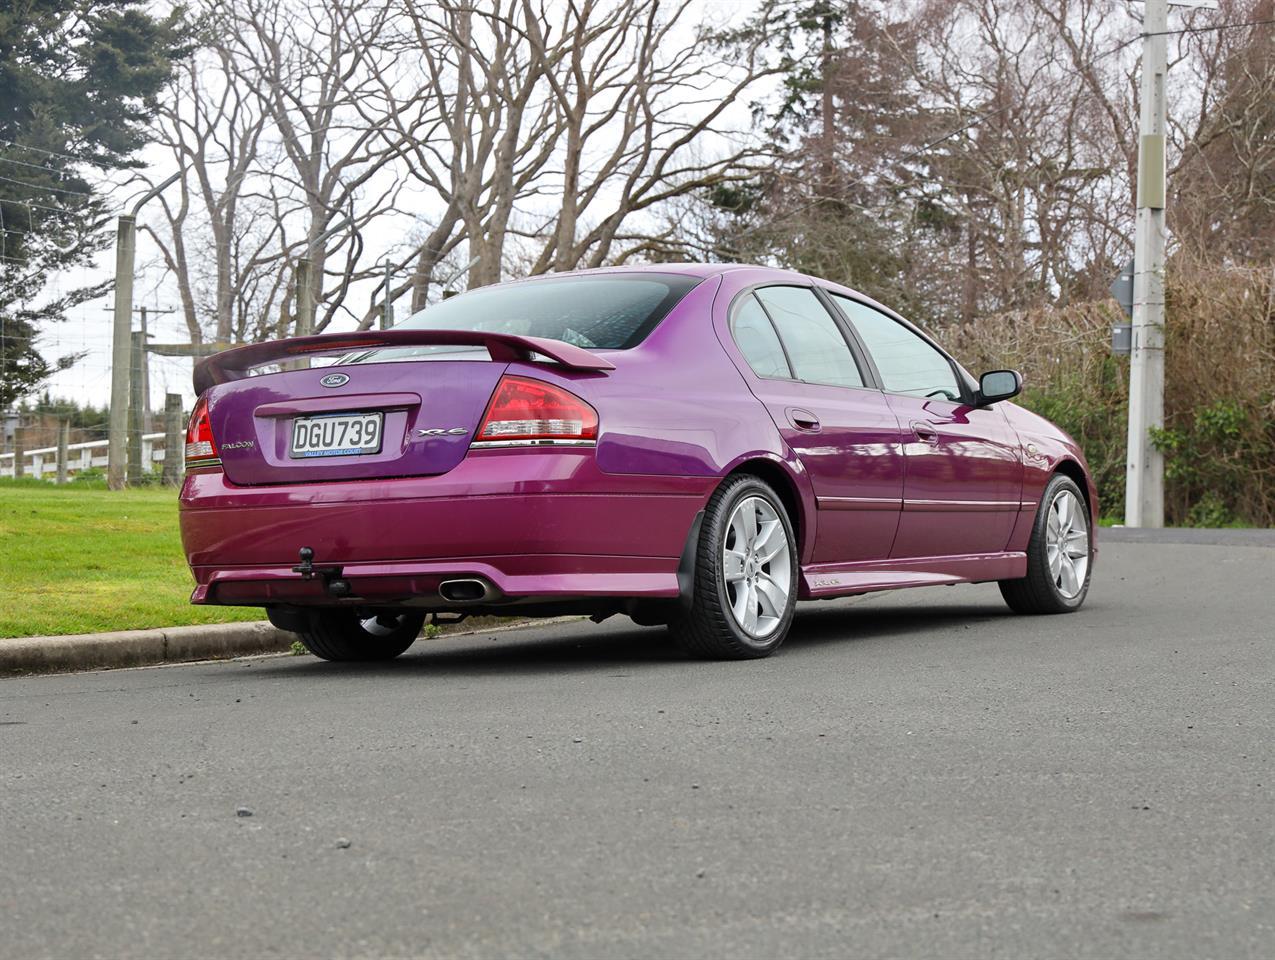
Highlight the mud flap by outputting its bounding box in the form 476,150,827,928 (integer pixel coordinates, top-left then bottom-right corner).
676,509,706,612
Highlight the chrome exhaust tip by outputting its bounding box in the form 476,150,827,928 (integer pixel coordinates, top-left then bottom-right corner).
438,578,493,603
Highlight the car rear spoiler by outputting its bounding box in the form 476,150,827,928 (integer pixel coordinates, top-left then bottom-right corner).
192,329,616,394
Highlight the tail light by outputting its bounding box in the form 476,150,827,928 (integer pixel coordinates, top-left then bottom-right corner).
185,395,221,467
473,375,598,446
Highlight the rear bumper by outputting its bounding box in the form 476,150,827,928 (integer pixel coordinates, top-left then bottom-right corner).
180,450,714,607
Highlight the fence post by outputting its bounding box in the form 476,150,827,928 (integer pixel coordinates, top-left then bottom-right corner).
128,330,146,483
13,425,24,480
163,394,183,486
56,420,70,484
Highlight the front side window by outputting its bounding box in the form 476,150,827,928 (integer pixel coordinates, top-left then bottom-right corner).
833,295,962,401
754,286,864,389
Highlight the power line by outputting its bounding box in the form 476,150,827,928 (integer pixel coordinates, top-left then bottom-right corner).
3,198,83,216
0,173,93,198
0,154,65,174
0,138,92,165
1104,17,1275,57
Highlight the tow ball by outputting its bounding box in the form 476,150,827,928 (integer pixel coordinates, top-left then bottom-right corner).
292,546,351,597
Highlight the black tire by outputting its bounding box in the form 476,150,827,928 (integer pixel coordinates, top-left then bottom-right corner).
669,474,798,660
999,473,1093,614
297,609,425,662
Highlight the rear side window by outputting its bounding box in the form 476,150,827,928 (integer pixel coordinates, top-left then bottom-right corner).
355,274,701,362
755,286,864,388
833,295,962,401
732,294,792,379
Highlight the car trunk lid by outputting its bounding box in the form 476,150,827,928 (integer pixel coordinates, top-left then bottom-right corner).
206,361,507,485
197,330,615,486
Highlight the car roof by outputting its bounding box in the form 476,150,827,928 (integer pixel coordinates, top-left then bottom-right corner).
521,262,892,315
519,262,754,281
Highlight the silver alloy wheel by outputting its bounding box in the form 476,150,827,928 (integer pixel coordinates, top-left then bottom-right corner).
1045,488,1090,599
721,496,792,638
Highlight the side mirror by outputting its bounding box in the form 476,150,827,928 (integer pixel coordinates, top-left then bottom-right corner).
977,369,1022,406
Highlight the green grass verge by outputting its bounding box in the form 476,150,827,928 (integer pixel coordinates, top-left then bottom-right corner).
0,479,258,638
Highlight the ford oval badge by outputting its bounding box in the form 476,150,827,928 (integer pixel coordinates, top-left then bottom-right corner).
320,373,350,388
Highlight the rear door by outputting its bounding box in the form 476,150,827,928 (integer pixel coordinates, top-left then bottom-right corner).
731,286,905,563
829,293,1023,558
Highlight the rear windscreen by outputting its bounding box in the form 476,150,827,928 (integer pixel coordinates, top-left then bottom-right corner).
350,273,701,363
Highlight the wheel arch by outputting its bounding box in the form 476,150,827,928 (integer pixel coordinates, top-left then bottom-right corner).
1052,457,1095,523
720,455,812,561
674,455,811,616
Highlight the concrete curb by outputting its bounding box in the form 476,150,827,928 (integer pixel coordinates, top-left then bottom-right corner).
0,621,294,677
1100,526,1275,547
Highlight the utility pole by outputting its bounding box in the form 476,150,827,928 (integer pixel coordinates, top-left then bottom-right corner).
107,216,135,491
1125,0,1170,528
107,171,181,490
103,304,175,435
1125,0,1219,526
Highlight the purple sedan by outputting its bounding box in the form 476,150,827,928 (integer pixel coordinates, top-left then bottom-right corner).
180,264,1096,661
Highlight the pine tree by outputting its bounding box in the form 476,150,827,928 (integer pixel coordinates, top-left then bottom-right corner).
699,0,949,319
0,0,187,410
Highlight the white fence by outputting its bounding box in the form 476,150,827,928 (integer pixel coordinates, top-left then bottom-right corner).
0,433,168,481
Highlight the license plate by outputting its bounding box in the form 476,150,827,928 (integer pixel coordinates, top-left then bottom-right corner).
289,412,383,458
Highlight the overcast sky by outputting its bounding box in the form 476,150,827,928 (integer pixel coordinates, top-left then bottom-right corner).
34,0,759,412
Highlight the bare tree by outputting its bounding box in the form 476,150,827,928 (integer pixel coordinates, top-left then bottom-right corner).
220,0,414,333
364,0,779,313
142,41,280,345
520,0,780,274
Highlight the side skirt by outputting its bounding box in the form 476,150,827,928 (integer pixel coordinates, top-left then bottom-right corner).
799,552,1028,600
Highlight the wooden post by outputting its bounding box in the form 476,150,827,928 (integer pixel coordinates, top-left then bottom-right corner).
138,306,151,432
56,419,70,484
13,425,24,479
127,330,146,483
163,394,184,486
108,216,136,490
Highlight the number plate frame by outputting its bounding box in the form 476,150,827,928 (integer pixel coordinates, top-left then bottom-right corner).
288,412,384,459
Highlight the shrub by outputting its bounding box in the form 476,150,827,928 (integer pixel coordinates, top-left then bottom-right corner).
947,261,1274,526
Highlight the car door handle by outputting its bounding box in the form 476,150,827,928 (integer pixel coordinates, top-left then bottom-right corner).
787,408,821,432
911,421,939,444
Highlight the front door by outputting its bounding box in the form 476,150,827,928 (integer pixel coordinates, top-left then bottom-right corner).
882,394,1023,557
830,293,1023,558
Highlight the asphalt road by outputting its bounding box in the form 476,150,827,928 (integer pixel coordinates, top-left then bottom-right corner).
2,533,1272,960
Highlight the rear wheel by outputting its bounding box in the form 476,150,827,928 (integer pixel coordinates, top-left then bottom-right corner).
297,610,425,662
999,474,1092,614
670,475,798,660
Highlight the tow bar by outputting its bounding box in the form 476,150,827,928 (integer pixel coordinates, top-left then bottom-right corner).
291,546,351,597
